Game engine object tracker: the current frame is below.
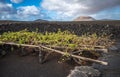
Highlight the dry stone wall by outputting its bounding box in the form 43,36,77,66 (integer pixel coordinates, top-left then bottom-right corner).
0,21,120,38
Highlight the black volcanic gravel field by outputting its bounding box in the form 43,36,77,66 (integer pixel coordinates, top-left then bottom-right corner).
0,21,120,77
0,52,74,77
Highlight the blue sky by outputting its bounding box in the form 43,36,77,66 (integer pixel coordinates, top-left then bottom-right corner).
0,0,120,21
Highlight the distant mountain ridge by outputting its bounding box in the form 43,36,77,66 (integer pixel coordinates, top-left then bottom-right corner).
100,19,115,21
34,19,47,22
73,16,95,21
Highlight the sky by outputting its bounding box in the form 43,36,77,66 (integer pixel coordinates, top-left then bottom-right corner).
0,0,120,21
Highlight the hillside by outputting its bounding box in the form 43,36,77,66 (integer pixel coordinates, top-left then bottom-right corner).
73,16,95,21
34,19,47,22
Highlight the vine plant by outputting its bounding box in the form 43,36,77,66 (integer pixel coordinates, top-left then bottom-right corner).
0,29,114,63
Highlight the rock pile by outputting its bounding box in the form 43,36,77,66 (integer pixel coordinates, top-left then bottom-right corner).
67,66,100,77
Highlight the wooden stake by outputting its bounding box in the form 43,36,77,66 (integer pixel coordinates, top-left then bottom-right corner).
39,45,108,65
0,42,108,65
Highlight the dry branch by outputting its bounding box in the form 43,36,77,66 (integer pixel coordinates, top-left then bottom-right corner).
0,42,108,65
39,45,108,65
0,42,39,48
46,45,108,53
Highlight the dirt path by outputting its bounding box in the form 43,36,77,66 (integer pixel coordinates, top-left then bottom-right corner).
0,53,74,77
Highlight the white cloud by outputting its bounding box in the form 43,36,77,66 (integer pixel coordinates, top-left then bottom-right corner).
16,5,50,21
10,0,23,4
0,3,12,7
0,2,50,21
1,14,11,19
42,0,87,17
41,0,120,20
0,0,51,21
0,1,17,20
17,5,40,17
0,4,41,20
0,2,14,14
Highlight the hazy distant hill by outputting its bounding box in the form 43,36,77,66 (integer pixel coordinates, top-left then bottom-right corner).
100,19,115,21
34,19,47,22
73,16,95,21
